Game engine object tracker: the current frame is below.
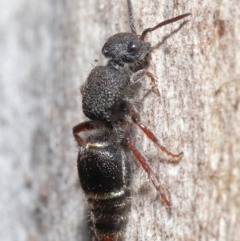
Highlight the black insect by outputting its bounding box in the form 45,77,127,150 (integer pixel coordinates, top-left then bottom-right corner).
73,0,190,241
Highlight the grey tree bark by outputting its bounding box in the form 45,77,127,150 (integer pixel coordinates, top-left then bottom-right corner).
1,0,239,241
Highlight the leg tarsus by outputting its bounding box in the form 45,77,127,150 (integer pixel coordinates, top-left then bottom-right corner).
145,71,156,86
145,71,160,96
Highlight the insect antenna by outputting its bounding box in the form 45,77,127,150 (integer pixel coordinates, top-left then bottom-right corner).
139,13,191,40
127,0,137,34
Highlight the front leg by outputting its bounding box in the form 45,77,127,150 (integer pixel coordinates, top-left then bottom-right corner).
129,69,146,85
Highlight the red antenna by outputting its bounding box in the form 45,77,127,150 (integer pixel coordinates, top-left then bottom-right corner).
140,13,191,41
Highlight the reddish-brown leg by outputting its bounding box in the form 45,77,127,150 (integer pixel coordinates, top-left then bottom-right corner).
72,121,97,146
125,108,183,161
125,137,171,208
145,71,160,96
145,71,156,86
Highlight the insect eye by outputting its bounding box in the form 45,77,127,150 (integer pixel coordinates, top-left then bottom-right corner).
102,46,109,57
127,41,137,54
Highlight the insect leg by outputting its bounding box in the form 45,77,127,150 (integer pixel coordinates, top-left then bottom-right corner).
72,121,98,146
130,70,156,86
125,108,183,161
125,136,171,208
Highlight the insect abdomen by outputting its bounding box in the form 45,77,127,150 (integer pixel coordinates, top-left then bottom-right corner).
77,138,131,241
89,189,131,241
